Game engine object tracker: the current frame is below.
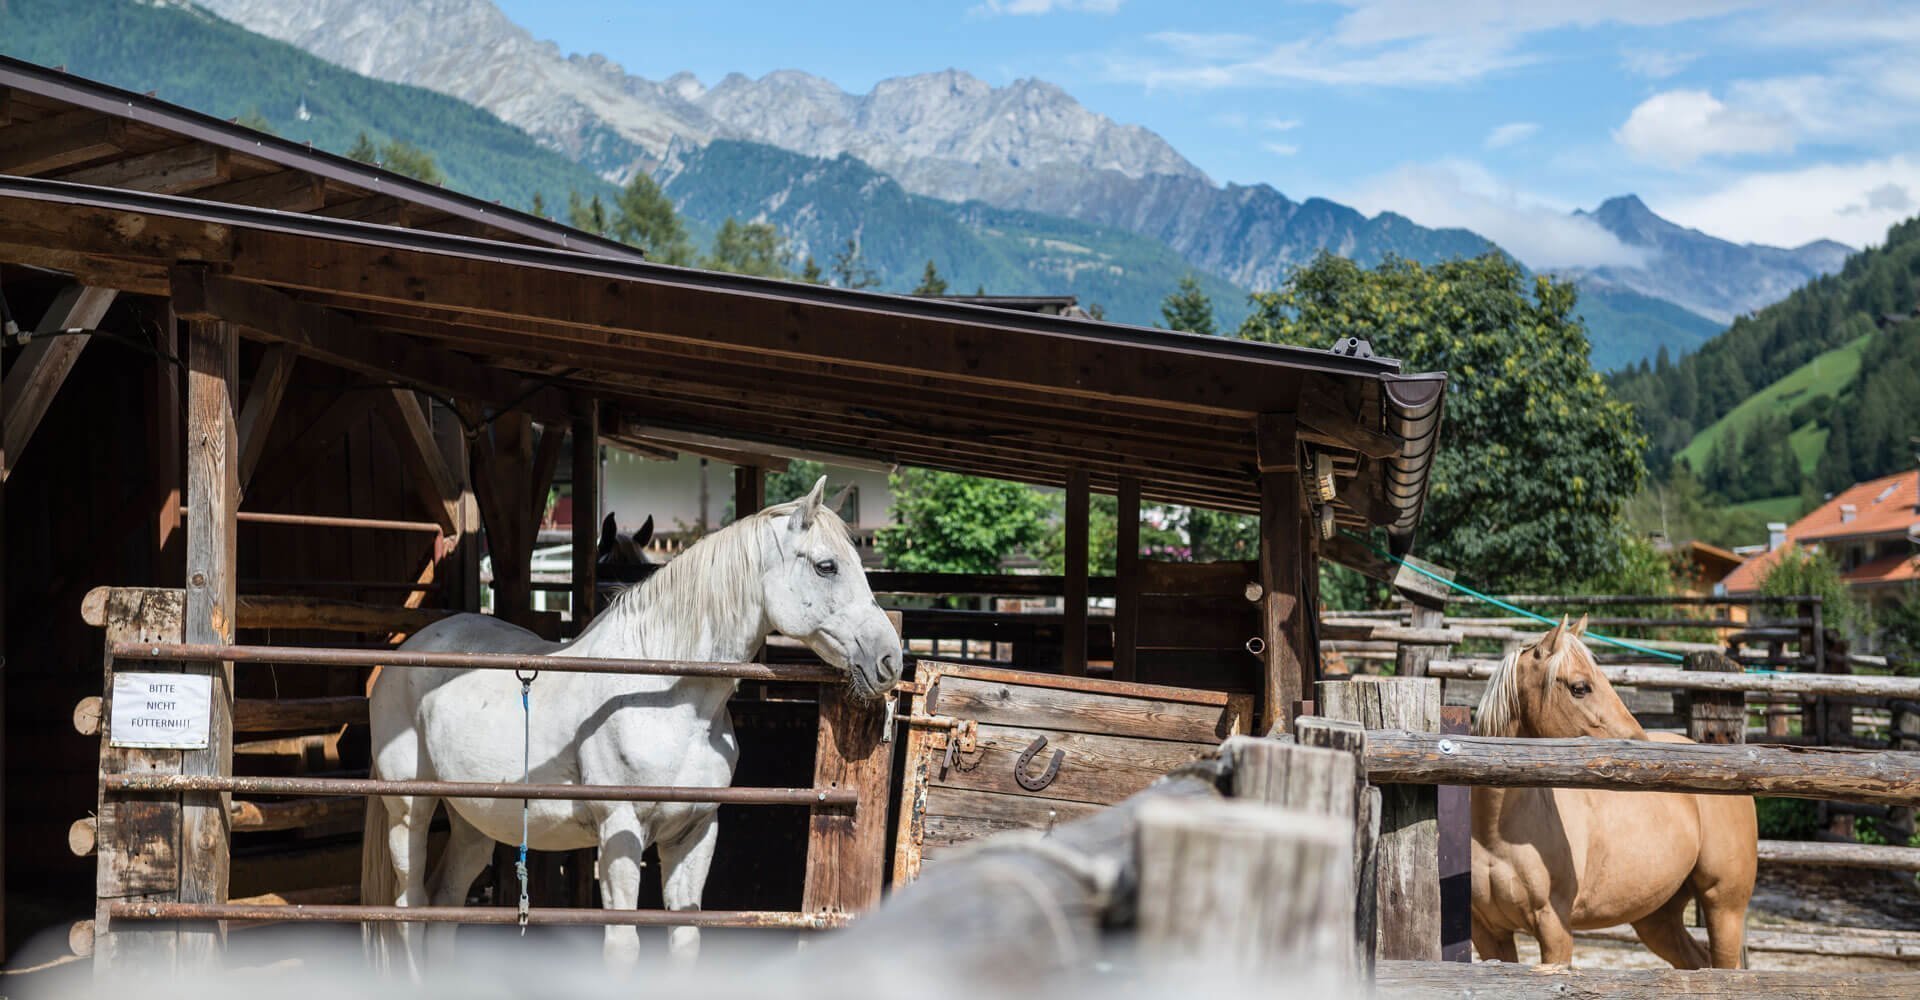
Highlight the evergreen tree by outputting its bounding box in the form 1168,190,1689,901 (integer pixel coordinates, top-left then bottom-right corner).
702,218,791,278
529,191,549,220
609,173,693,265
912,260,948,296
828,238,879,290
346,131,378,164
1159,275,1217,336
378,138,444,184
801,256,824,284
235,107,275,135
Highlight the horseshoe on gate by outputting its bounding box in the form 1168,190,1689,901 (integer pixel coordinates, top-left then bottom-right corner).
1014,735,1065,791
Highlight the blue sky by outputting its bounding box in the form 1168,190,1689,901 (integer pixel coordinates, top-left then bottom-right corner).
494,0,1920,265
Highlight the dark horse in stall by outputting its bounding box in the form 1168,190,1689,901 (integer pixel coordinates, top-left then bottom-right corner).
594,512,661,612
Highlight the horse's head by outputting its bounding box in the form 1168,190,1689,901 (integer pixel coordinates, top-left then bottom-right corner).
597,513,661,583
761,476,901,702
1474,615,1646,740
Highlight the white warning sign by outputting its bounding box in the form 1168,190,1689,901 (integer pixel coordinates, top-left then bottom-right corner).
109,672,212,750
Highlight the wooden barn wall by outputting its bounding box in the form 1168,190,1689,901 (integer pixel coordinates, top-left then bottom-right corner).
3,296,452,954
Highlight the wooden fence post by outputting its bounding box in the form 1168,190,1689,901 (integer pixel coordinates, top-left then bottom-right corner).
1680,651,1746,745
1256,413,1308,735
1062,470,1089,676
802,610,901,917
1296,716,1380,975
1391,556,1453,679
1437,705,1472,961
1319,676,1441,962
1113,476,1141,682
1135,798,1353,977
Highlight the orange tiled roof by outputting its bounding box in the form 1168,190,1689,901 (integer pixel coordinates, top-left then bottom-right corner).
1719,470,1918,594
1847,551,1920,587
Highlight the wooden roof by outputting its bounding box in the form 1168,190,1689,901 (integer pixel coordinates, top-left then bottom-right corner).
0,55,642,259
0,174,1444,544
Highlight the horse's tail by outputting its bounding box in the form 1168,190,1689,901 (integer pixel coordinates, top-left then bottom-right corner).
360,793,402,969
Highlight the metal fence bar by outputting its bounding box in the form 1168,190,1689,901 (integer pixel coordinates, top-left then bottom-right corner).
107,641,845,683
103,773,854,807
107,901,844,929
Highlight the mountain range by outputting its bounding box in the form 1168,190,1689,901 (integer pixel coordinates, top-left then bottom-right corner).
13,0,1860,370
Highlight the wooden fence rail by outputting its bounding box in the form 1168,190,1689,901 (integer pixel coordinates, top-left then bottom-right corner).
1374,961,1919,999
1430,659,1920,700
1363,731,1920,805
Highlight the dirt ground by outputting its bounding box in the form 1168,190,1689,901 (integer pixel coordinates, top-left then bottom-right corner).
1511,865,1920,972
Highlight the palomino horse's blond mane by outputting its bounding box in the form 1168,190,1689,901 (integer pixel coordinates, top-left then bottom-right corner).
1472,628,1596,737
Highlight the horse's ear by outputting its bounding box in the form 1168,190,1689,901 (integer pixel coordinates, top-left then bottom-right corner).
828,482,853,515
635,515,654,549
597,512,618,560
1571,613,1590,637
1541,615,1567,653
793,475,828,530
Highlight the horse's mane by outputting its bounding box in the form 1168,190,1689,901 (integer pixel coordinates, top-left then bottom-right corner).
576,499,853,659
1474,638,1586,737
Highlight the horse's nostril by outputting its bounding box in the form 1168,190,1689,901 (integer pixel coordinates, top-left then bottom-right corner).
879,653,897,680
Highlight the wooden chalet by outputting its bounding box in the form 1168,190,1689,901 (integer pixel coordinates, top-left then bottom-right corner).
0,59,1444,964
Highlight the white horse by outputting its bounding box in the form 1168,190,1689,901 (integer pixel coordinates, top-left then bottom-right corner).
361,478,900,972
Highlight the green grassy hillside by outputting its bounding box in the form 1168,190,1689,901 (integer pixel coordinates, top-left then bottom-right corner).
1575,285,1724,372
1676,332,1870,474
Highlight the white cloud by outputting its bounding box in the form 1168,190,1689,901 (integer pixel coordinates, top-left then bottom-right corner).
970,0,1120,16
1658,155,1920,247
1262,117,1301,132
1341,160,1655,270
1120,1,1757,89
1263,142,1300,157
1614,89,1796,166
1484,121,1539,149
1621,48,1697,79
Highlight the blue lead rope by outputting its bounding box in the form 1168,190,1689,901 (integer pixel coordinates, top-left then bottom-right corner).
515,670,535,933
1347,532,1686,663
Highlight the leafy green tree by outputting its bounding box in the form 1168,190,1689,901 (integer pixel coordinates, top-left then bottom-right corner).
1183,507,1259,562
829,238,879,290
1035,494,1186,576
610,173,694,265
235,107,275,134
702,218,792,278
379,138,444,185
800,256,825,284
1159,275,1217,336
1760,546,1869,638
1880,590,1920,672
1240,253,1646,590
767,460,828,506
346,131,378,164
877,468,1050,574
912,260,948,296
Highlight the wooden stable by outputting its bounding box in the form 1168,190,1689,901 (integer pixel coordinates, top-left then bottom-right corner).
0,60,1447,968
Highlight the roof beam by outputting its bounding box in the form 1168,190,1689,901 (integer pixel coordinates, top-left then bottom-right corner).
0,241,168,294
0,109,129,174
615,420,895,473
234,344,296,488
0,194,230,262
2,285,117,480
373,389,462,535
169,268,569,425
55,143,232,194
195,170,325,213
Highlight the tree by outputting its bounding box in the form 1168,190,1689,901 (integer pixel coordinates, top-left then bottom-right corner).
912,260,948,296
829,238,880,290
1240,253,1647,590
346,131,378,164
609,173,693,265
379,139,444,185
236,107,276,135
1035,494,1186,576
702,218,792,278
1759,546,1868,639
801,256,824,284
1159,275,1217,336
877,468,1051,574
567,192,610,237
529,191,549,220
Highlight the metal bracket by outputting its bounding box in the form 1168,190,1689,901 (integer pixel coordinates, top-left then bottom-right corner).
1013,735,1064,792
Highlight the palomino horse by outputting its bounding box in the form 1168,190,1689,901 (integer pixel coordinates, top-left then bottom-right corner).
1471,615,1756,968
362,479,900,972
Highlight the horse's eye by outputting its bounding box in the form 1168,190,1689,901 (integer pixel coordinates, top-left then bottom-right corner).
814,559,838,577
1570,682,1592,698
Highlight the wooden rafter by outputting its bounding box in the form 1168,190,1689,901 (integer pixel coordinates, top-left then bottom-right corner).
1,284,117,480
0,110,127,174
372,389,461,536
56,143,231,195
234,344,295,489
194,170,325,213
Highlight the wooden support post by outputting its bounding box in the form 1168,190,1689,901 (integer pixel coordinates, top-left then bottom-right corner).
1392,555,1454,679
1257,413,1307,735
1113,476,1141,682
1319,676,1441,962
1681,651,1746,745
469,411,535,623
1135,798,1353,978
571,400,599,629
1297,716,1380,975
1062,470,1089,676
733,463,765,522
152,307,183,574
1437,705,1472,962
803,686,894,917
179,317,238,965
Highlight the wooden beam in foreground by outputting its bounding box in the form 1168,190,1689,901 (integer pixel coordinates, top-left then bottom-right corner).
56,144,231,195
0,111,128,175
1373,960,1920,1000
2,285,117,480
